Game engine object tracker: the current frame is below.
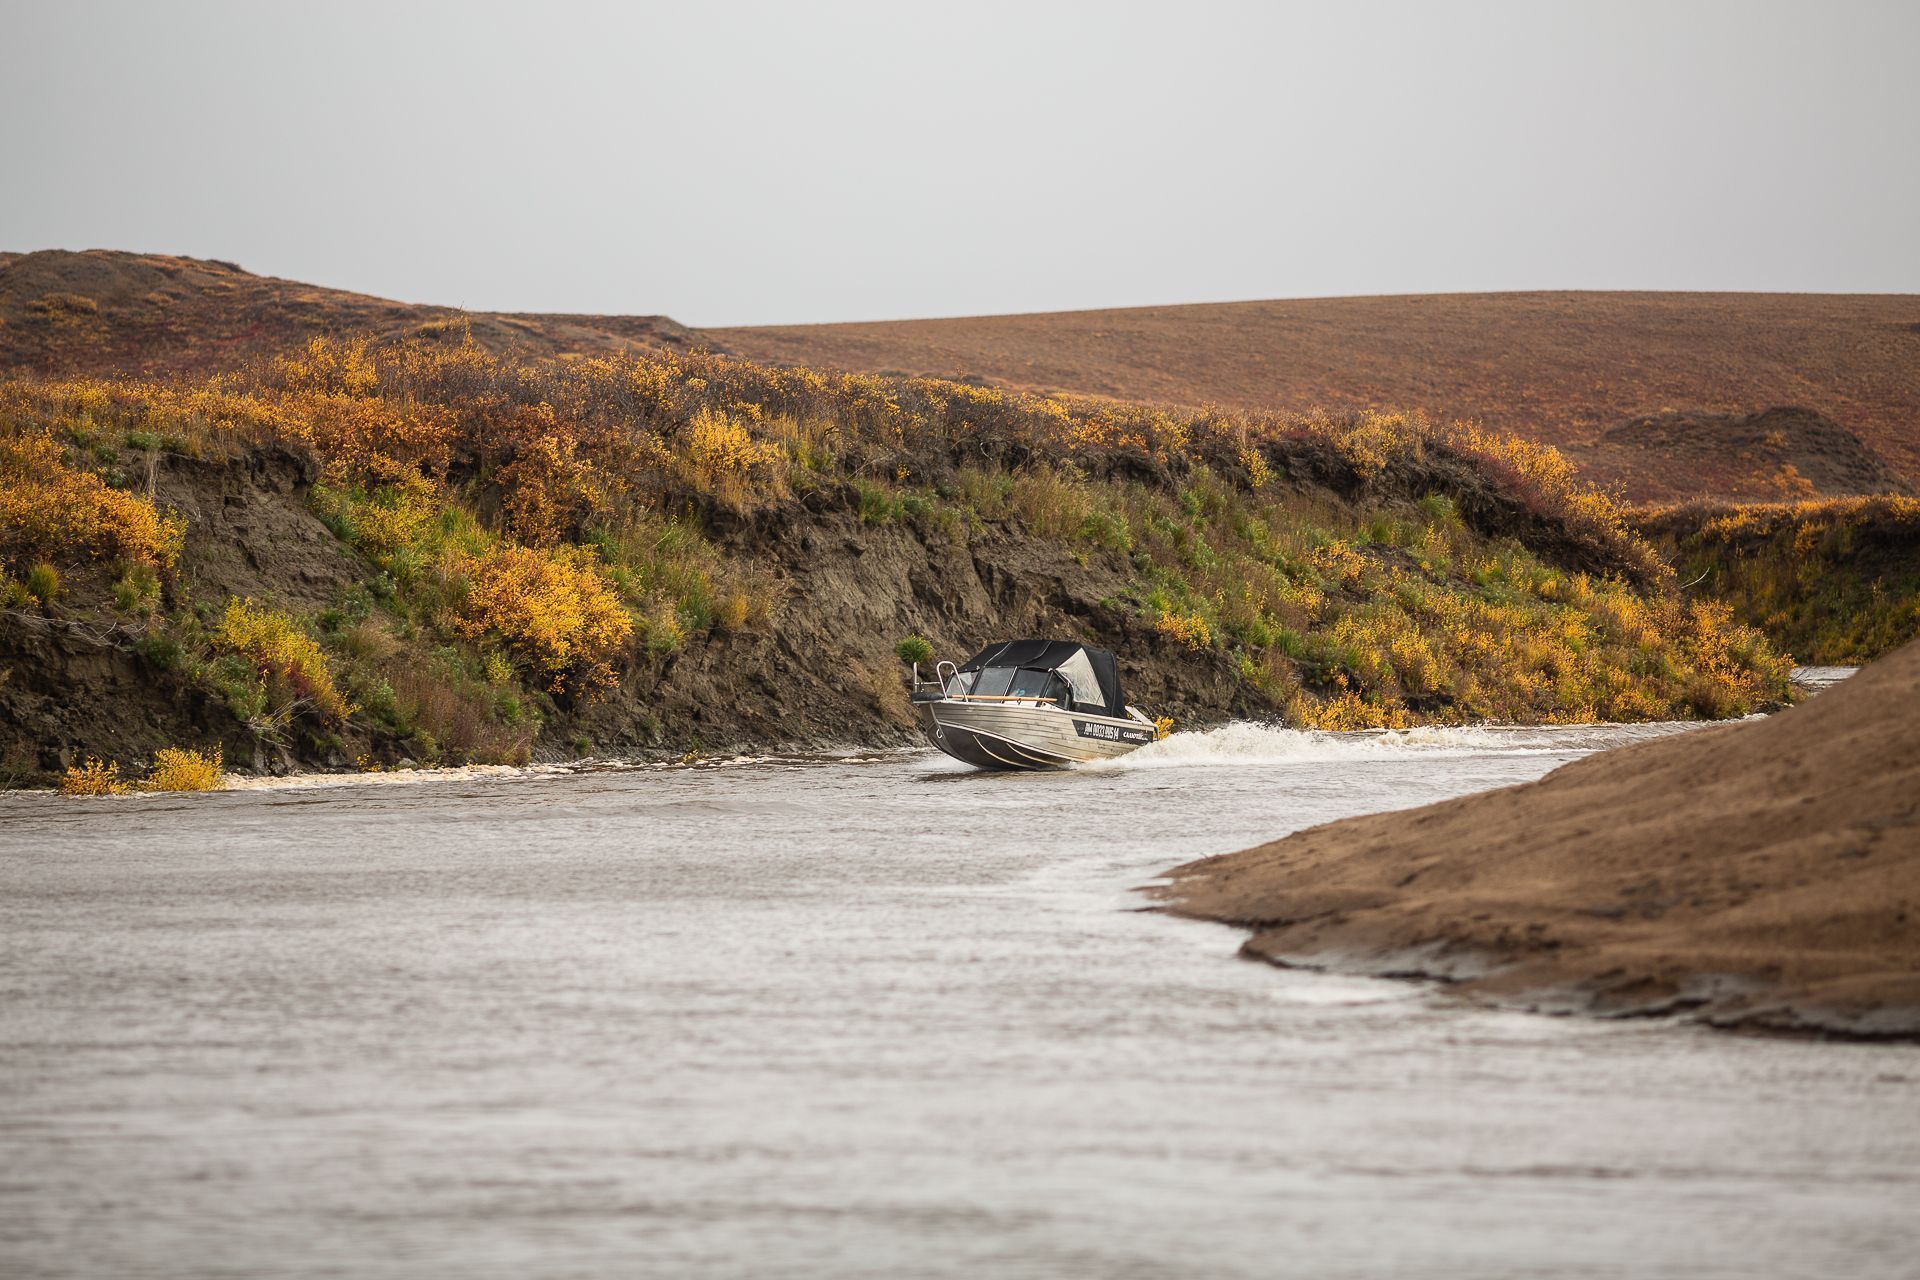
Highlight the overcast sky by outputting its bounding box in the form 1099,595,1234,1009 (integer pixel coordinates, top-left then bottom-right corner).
5,0,1916,325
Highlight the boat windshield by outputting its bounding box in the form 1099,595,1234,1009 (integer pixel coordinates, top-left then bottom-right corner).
1006,668,1070,703
962,667,1071,705
970,667,1015,697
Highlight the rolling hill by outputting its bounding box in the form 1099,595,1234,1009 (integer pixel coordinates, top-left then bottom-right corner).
711,292,1920,501
0,249,699,376
5,251,1916,504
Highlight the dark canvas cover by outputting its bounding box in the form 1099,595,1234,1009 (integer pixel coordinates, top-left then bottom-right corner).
956,639,1126,718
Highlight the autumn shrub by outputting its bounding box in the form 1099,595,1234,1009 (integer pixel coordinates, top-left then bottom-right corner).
675,405,787,503
274,335,379,396
0,431,184,573
450,544,632,696
147,747,224,792
61,758,127,796
315,472,443,556
212,597,351,722
1155,611,1214,650
494,418,610,545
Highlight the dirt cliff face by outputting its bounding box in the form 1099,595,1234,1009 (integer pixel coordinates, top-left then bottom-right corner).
559,492,1260,759
0,447,1262,780
1,446,362,777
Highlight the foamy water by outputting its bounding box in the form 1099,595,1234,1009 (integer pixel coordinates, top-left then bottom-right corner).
1095,718,1702,769
3,724,1914,1279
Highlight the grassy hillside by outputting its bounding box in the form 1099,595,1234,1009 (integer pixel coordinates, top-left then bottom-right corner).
1636,496,1920,664
711,292,1920,500
0,332,1788,782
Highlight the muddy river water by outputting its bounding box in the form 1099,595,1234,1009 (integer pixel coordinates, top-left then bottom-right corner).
3,723,1916,1278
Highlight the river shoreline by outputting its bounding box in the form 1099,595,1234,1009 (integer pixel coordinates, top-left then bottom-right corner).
1153,646,1920,1042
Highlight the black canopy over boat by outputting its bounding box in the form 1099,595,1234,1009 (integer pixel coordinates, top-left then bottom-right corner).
950,639,1128,718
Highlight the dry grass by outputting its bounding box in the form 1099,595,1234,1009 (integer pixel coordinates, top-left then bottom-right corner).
387,664,534,766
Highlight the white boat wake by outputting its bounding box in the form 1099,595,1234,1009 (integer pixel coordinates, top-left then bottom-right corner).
1085,719,1701,770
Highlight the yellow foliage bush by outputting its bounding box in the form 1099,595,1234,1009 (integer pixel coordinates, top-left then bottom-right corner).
1324,410,1425,476
1155,611,1214,650
677,406,786,500
213,598,351,721
1292,690,1399,731
318,472,443,556
276,335,379,396
452,545,633,695
496,421,608,545
61,758,127,795
147,747,224,792
1239,448,1272,489
0,432,184,573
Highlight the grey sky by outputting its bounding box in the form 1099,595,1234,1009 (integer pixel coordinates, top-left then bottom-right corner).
6,0,1916,326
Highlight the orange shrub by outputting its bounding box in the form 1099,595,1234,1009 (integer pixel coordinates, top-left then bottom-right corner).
321,472,443,555
280,392,456,489
675,406,787,501
494,413,610,545
451,545,633,695
0,432,184,573
274,336,379,396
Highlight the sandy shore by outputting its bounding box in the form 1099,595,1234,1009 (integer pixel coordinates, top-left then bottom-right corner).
1154,642,1920,1040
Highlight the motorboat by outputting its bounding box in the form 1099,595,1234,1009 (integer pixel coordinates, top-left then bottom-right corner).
909,639,1160,770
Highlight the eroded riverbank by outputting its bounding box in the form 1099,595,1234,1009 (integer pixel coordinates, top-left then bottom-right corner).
1156,652,1919,1041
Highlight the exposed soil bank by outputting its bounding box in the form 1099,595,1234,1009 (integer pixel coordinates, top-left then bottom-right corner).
1154,641,1920,1040
0,444,1265,781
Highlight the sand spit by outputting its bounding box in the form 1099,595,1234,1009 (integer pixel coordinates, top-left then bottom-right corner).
1154,642,1920,1040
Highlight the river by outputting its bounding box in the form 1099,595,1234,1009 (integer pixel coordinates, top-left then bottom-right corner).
2,722,1915,1279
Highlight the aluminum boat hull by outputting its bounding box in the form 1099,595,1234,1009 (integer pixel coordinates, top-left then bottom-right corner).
915,698,1155,770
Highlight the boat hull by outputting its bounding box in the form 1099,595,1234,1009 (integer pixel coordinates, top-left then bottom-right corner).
915,699,1155,770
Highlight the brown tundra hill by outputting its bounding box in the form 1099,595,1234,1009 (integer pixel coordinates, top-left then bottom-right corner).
0,249,700,376
710,292,1920,503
